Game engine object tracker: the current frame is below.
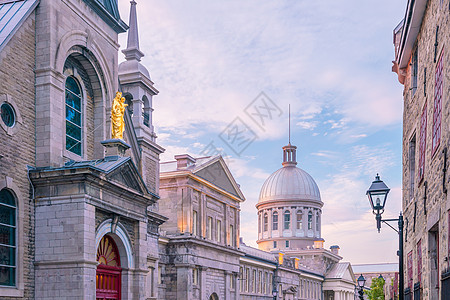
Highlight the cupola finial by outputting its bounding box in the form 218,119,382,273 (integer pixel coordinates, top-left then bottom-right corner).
283,104,297,167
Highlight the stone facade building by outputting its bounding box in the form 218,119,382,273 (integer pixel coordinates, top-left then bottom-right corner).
1,0,165,299
0,0,357,299
392,0,450,298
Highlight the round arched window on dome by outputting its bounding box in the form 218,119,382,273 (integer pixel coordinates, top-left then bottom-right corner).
296,210,303,230
316,212,320,231
263,213,268,232
308,211,313,230
284,210,290,230
272,211,278,231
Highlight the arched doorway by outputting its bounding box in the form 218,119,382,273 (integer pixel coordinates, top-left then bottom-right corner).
209,292,219,300
96,235,121,300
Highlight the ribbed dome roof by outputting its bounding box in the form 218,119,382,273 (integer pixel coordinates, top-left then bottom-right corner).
259,165,321,203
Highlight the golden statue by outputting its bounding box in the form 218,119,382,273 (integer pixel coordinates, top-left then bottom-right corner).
111,91,128,140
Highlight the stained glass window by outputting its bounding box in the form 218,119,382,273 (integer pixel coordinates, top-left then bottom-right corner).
0,189,16,287
65,76,82,156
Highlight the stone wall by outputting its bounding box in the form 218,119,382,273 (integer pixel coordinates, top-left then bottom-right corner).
0,12,36,300
399,0,450,299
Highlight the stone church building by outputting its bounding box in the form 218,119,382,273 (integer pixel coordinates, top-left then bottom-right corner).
0,0,356,299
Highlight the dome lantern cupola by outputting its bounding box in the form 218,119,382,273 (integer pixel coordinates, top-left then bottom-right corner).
282,143,297,167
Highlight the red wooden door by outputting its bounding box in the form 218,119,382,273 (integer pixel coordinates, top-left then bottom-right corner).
96,235,121,300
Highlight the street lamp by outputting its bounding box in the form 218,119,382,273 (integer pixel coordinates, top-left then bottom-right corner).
357,274,366,300
272,288,278,300
366,174,404,300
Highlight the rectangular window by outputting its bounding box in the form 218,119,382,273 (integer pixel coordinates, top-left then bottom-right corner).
252,270,256,292
286,240,289,248
296,211,303,230
192,210,197,236
264,272,267,294
240,267,243,291
273,241,277,248
193,268,199,285
258,271,262,293
217,220,221,243
409,135,416,201
229,225,234,246
411,47,418,96
417,239,422,284
0,190,16,287
418,103,427,182
246,269,250,292
407,250,413,289
432,50,443,154
207,217,213,240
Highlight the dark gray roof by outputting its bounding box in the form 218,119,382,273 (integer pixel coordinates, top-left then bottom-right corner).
0,0,39,52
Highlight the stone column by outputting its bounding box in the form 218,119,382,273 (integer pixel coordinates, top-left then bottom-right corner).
176,265,192,300
201,267,209,299
225,271,231,300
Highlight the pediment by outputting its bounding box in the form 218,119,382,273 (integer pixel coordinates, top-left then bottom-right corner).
193,157,244,200
105,158,146,194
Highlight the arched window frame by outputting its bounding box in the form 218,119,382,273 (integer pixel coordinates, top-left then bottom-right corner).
0,178,24,297
272,211,278,231
263,213,268,232
64,75,84,157
316,212,320,231
308,211,313,230
284,210,290,230
296,210,303,230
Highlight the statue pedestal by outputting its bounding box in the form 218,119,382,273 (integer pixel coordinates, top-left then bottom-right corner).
101,139,131,157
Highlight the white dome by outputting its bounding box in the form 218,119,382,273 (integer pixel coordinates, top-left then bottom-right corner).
259,165,321,203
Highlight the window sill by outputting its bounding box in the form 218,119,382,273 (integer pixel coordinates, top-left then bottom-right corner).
0,286,24,297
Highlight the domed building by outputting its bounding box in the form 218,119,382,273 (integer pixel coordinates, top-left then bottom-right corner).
256,143,324,251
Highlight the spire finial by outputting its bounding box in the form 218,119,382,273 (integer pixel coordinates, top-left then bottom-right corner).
289,104,291,144
122,0,145,61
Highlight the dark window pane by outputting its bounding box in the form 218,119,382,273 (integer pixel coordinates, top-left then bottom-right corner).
66,121,81,141
0,103,15,128
0,190,15,206
65,76,81,96
0,225,15,245
0,266,15,286
0,205,15,226
65,91,81,111
65,106,81,126
66,136,81,156
0,245,15,266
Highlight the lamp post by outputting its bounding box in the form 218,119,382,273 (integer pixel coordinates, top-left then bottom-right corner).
272,288,278,300
357,274,366,300
366,174,404,300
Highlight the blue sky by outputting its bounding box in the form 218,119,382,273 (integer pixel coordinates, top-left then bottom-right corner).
118,0,406,264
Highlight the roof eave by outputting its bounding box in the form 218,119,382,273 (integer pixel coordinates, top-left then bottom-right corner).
398,0,428,69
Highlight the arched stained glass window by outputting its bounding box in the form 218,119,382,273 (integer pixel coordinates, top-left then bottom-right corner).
65,76,82,156
0,189,16,286
308,211,313,230
272,211,278,231
284,210,290,230
296,210,303,230
263,213,268,232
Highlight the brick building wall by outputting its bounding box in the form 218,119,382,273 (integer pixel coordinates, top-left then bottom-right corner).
0,12,36,299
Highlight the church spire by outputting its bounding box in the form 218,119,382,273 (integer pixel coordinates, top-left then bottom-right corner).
282,104,297,167
122,0,145,62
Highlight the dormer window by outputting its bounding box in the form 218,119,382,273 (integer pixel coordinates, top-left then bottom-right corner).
65,76,83,156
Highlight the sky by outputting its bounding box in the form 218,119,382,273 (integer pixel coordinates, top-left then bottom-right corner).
117,0,407,264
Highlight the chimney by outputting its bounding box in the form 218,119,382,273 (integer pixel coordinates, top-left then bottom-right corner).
174,154,196,169
330,245,340,255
